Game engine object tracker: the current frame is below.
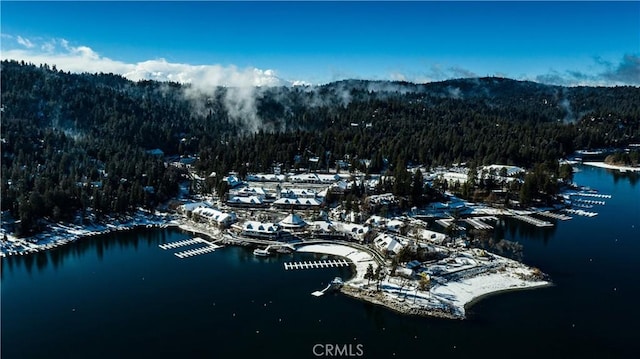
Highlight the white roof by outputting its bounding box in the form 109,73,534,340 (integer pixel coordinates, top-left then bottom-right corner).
373,234,403,254
274,198,321,206
193,207,237,223
247,173,286,182
243,221,279,233
278,213,307,228
228,196,264,204
181,201,211,212
234,187,266,196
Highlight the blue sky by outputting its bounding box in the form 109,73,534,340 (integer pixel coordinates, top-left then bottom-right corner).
1,1,638,86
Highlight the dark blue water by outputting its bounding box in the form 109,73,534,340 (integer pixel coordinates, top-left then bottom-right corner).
2,165,639,359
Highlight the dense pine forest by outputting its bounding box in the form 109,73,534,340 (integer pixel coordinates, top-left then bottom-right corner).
2,60,639,234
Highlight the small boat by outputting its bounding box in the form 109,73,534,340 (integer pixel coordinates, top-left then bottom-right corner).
253,248,270,257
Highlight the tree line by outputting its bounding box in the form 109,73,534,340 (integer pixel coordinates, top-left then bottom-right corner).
2,60,639,234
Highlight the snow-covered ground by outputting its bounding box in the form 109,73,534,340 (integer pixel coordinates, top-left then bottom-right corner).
295,242,550,319
430,271,549,317
0,211,175,257
583,161,640,172
296,243,376,284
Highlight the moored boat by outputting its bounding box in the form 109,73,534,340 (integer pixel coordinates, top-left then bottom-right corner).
253,247,270,257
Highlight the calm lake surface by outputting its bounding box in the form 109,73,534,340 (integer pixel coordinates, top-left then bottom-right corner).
2,165,639,358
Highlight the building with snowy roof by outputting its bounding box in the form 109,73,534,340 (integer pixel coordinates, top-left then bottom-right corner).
227,195,267,208
246,173,287,182
373,234,404,255
278,213,308,230
223,175,244,188
240,221,283,239
192,207,237,228
179,201,212,215
273,197,322,209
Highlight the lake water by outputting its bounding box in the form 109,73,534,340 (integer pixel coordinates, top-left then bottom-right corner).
2,165,639,358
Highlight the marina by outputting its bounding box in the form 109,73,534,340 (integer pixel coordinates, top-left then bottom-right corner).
284,259,350,270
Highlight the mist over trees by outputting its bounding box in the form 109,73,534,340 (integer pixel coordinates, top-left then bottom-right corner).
2,60,639,234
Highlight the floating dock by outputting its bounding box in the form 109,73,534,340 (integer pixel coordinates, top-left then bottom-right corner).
513,215,554,227
284,259,350,270
575,192,612,199
463,218,494,230
537,211,573,221
562,208,598,217
175,244,222,258
160,237,223,258
159,237,207,250
573,198,606,206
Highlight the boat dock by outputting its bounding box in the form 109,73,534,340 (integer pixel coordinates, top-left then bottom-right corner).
563,208,598,217
284,259,350,270
537,211,573,221
463,218,494,230
159,237,207,250
175,244,222,258
513,215,554,227
574,198,606,206
575,192,612,199
159,237,223,258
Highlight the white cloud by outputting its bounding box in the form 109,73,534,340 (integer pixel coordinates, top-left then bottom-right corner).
16,35,35,48
532,55,640,87
0,36,289,89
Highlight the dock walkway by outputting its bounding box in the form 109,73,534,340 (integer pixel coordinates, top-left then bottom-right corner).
463,218,494,230
537,211,572,221
513,215,553,227
175,244,222,258
159,237,207,250
159,237,223,258
284,259,350,270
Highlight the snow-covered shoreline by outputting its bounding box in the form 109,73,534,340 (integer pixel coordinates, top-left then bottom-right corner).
583,161,640,172
295,242,550,319
0,211,177,257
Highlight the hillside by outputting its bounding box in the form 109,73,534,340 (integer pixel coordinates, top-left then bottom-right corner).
2,60,639,233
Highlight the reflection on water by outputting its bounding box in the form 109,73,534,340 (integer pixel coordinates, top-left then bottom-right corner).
610,169,639,186
2,165,639,359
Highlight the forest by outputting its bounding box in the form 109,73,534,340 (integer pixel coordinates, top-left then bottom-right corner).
2,60,639,234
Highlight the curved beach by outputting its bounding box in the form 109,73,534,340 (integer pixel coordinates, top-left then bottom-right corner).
295,242,550,319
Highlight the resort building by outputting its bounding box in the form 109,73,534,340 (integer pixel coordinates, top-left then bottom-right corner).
366,215,406,233
246,173,287,182
273,197,322,209
227,196,267,208
179,201,212,216
373,233,404,255
239,221,283,239
191,207,237,228
278,213,308,230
